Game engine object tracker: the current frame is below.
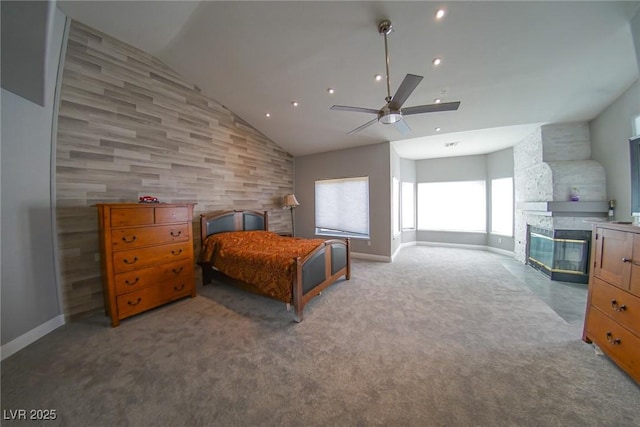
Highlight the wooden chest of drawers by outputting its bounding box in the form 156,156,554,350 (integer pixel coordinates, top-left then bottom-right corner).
97,203,196,326
583,223,640,383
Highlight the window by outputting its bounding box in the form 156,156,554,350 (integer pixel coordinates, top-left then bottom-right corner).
315,176,369,238
491,177,513,236
393,177,400,236
417,181,486,232
401,182,415,229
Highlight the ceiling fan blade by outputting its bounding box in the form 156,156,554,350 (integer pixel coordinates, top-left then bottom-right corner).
402,101,461,116
393,119,412,135
347,118,378,135
330,105,379,115
388,74,423,110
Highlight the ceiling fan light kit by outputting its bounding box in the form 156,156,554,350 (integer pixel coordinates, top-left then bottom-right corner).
330,19,461,135
378,105,402,124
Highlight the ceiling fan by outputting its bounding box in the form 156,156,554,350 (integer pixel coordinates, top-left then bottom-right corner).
331,19,460,135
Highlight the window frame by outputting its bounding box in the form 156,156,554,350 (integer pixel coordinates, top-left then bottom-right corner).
401,181,415,230
490,177,514,237
392,177,400,237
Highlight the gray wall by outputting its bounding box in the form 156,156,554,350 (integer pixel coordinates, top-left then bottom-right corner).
632,7,640,72
416,154,488,182
390,146,402,256
303,145,516,255
1,7,66,346
390,147,419,255
413,150,515,251
415,154,489,247
0,1,49,106
590,79,640,221
294,143,391,258
590,10,640,221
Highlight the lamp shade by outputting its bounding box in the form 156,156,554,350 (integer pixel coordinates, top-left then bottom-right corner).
283,194,300,208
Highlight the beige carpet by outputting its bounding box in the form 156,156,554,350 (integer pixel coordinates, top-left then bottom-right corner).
2,246,639,426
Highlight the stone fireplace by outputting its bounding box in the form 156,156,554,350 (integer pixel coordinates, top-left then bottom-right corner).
514,123,609,282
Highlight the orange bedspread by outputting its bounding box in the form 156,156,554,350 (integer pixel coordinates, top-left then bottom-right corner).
199,231,327,302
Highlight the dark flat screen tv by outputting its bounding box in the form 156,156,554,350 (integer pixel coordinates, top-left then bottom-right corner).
631,136,640,217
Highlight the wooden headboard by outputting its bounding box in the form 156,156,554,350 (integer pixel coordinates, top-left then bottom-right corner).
200,210,268,243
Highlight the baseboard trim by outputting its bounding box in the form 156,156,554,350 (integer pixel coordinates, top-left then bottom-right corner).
415,241,515,258
354,242,514,264
486,246,516,258
351,252,392,262
391,241,417,262
1,315,65,361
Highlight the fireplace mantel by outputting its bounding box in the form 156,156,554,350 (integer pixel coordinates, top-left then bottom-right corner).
517,201,609,217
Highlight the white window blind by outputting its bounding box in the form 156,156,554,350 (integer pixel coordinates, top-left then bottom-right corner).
401,182,415,229
315,176,370,238
417,180,486,232
491,177,513,236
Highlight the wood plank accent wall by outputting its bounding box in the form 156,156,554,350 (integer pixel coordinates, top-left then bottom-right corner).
56,21,294,318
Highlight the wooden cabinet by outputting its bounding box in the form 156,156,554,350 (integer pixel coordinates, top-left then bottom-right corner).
97,203,196,326
592,227,633,288
583,223,640,383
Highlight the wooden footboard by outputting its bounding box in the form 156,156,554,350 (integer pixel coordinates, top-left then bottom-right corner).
292,238,351,322
198,210,350,322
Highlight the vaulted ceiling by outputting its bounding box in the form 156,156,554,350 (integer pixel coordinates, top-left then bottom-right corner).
58,1,640,158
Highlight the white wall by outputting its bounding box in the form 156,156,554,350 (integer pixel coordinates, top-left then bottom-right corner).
1,7,66,356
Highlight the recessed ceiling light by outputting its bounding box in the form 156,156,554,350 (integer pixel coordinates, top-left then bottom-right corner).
374,74,383,81
435,8,447,20
265,112,271,118
327,88,335,94
435,127,441,132
432,58,442,66
292,101,299,107
434,98,442,104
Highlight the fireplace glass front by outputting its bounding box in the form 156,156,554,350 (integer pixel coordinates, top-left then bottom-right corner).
526,226,591,284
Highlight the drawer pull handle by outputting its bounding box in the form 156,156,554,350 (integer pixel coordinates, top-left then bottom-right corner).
622,257,632,263
605,331,621,345
172,267,184,274
123,257,138,264
174,284,185,291
171,249,183,256
125,277,139,286
128,298,142,306
170,230,182,237
122,235,137,243
610,299,627,312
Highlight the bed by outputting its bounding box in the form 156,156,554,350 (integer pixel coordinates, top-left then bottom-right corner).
198,210,351,322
